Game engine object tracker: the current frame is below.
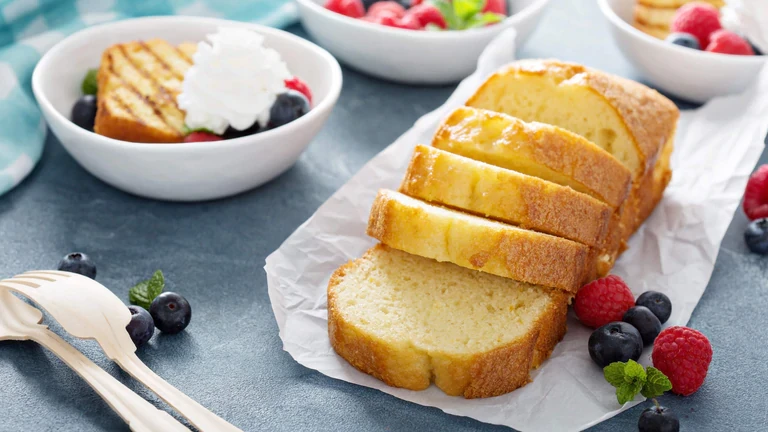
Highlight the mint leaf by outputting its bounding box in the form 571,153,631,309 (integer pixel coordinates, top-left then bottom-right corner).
624,359,647,383
128,270,165,309
641,367,672,398
182,125,216,135
431,0,460,30
453,0,484,21
616,381,643,405
82,69,98,95
465,12,504,29
603,362,627,387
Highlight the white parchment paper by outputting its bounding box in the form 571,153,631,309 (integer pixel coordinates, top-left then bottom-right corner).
265,29,768,431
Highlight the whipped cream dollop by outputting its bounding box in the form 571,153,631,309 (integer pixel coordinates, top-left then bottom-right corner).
178,27,291,135
722,0,768,53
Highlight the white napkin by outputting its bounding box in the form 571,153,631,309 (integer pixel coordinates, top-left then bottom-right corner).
723,0,768,52
264,28,768,432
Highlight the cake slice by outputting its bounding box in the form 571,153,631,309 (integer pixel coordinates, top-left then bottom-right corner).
367,190,590,293
400,145,613,248
328,245,570,398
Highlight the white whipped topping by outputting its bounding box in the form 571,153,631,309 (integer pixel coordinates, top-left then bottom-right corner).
723,0,768,53
177,27,291,135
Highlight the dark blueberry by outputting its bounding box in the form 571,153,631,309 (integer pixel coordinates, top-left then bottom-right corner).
665,32,700,50
638,402,680,432
222,123,263,140
636,291,672,324
622,306,661,345
362,0,408,10
745,218,768,255
588,321,643,368
749,41,763,56
149,292,191,334
126,306,155,348
71,95,98,132
57,252,97,279
268,90,310,129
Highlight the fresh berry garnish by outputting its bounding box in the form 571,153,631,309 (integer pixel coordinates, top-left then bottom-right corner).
126,305,155,348
325,0,365,18
706,29,755,55
574,275,636,328
670,2,721,48
284,77,313,105
406,4,447,29
367,1,406,18
636,291,672,324
57,252,97,279
410,0,424,6
369,9,401,26
638,400,680,432
269,90,310,129
622,306,661,345
395,13,423,30
665,32,700,50
745,218,768,254
588,321,643,368
652,326,712,396
149,292,192,334
184,131,223,143
71,95,98,132
482,0,507,16
743,165,768,220
750,42,764,56
222,123,263,140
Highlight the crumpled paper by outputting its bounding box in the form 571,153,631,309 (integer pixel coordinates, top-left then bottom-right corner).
265,28,768,431
723,0,768,53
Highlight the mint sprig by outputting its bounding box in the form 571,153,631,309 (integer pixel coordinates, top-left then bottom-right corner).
129,270,165,309
430,0,505,31
82,69,98,95
603,360,672,405
182,124,216,135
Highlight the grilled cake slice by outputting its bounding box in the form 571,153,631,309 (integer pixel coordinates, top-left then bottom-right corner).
328,244,570,398
367,190,590,293
400,145,613,248
95,39,196,143
638,0,723,7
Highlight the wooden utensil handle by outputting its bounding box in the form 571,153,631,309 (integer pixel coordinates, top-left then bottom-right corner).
32,329,189,432
115,351,242,432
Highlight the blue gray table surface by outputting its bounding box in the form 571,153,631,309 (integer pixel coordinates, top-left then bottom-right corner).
1,1,766,431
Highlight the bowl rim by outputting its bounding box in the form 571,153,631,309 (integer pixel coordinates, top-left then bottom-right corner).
31,15,343,152
295,0,550,38
597,0,766,64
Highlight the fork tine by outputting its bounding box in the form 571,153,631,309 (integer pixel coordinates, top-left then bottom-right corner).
22,270,71,278
0,278,40,288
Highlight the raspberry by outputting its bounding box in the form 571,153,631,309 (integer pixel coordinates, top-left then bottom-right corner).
368,1,406,18
325,0,365,18
184,131,223,143
743,165,768,220
670,2,721,48
706,29,755,55
652,326,713,396
406,4,446,29
394,13,423,30
483,0,507,16
574,275,635,328
284,77,313,105
369,10,400,27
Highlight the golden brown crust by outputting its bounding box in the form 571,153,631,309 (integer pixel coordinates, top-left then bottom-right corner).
637,0,723,8
633,4,677,29
367,190,589,293
633,21,671,39
401,145,613,247
433,107,632,209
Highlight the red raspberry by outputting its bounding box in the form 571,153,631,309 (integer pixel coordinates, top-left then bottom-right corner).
743,165,768,220
394,13,423,30
573,275,635,328
483,0,507,16
325,0,365,18
406,4,447,29
184,131,223,143
670,2,721,48
410,0,424,6
284,77,313,105
368,1,406,18
706,29,755,55
369,10,400,27
652,326,713,396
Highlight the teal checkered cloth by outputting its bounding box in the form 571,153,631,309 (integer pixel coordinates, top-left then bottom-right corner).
0,0,297,196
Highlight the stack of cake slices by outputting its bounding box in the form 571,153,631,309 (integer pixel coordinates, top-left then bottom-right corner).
328,59,679,399
633,0,725,39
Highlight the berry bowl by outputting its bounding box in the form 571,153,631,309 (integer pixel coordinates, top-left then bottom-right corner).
296,0,550,84
598,0,766,104
32,16,342,201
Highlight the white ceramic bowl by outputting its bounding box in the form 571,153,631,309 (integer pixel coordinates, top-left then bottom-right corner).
599,0,766,104
32,16,342,202
296,0,550,84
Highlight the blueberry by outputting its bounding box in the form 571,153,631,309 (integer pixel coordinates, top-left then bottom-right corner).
588,321,643,368
126,306,155,348
362,0,409,10
268,90,310,129
636,291,672,324
149,292,191,334
749,41,763,56
57,252,97,279
745,218,768,255
622,306,661,345
665,32,700,50
222,123,263,140
638,402,680,432
71,95,98,132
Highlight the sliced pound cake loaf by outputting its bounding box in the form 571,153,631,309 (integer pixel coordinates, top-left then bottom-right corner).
367,190,590,293
328,245,570,398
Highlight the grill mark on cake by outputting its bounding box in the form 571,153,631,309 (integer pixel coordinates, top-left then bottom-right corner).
139,40,182,80
107,59,171,131
173,45,194,65
118,44,178,108
111,91,145,127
